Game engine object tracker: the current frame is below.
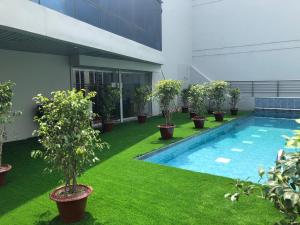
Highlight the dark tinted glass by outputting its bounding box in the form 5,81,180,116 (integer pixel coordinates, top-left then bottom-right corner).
32,0,162,50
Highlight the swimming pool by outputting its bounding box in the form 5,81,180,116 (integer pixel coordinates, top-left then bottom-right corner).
142,116,299,182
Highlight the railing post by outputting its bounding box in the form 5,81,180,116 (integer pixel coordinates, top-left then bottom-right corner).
251,81,254,97
276,80,280,97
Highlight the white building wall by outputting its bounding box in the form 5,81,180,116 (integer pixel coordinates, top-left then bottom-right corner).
0,49,70,142
192,0,300,81
161,0,193,87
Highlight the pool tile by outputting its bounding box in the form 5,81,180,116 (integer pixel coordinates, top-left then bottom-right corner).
231,148,244,152
243,141,253,144
215,157,231,164
251,135,261,138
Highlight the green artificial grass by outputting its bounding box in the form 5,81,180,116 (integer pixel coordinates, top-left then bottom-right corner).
0,112,283,225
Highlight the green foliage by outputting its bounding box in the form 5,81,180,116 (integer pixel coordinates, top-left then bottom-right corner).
181,86,191,107
188,84,207,117
225,119,300,225
154,80,182,125
0,81,21,166
210,80,229,112
32,89,108,194
98,85,120,121
204,82,215,112
229,87,240,109
134,85,152,115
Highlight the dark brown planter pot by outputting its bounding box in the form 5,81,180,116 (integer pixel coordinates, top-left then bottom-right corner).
50,184,93,224
189,112,197,119
103,121,114,132
158,125,175,140
0,164,12,186
192,116,205,129
137,115,147,123
230,108,238,116
181,107,189,113
213,112,225,122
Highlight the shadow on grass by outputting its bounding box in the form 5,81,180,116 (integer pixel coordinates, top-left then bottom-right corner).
35,212,103,225
0,113,191,216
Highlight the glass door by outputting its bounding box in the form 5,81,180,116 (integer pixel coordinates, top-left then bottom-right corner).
72,68,152,121
121,71,152,119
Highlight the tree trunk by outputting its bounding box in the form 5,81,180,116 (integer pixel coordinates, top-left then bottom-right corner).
0,125,4,167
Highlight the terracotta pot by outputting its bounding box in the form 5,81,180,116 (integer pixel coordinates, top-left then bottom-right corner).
189,112,197,119
50,184,93,224
181,107,189,113
137,115,147,123
158,125,175,140
103,121,114,132
192,116,205,129
0,164,12,186
230,108,238,116
213,112,225,122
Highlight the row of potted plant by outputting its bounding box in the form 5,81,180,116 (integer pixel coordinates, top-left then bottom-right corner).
181,81,241,122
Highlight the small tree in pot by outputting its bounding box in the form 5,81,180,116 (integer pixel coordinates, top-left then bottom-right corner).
154,80,182,140
0,81,21,186
134,85,152,123
211,81,229,122
189,84,207,129
228,87,240,116
99,85,120,132
32,90,108,224
204,82,215,114
181,87,190,113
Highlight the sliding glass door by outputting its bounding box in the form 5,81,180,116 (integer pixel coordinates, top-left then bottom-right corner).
121,71,152,119
72,68,152,122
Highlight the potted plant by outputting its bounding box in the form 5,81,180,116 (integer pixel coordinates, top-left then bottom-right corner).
187,87,198,119
0,81,21,186
204,83,214,114
189,84,207,129
228,87,240,116
32,90,108,224
154,80,182,140
211,80,229,122
134,85,152,123
99,85,120,132
181,87,190,113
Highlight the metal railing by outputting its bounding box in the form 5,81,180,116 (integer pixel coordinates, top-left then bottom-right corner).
228,80,300,97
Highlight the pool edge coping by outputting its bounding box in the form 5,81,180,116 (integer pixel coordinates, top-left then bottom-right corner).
136,113,252,161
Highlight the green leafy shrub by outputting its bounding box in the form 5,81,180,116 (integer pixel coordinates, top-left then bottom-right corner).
32,89,108,194
98,85,120,121
181,86,191,108
204,82,215,112
229,87,240,109
210,81,229,112
134,85,152,116
188,84,207,117
154,80,182,125
0,81,21,167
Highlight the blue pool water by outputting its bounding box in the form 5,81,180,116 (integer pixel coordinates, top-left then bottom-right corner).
144,116,299,182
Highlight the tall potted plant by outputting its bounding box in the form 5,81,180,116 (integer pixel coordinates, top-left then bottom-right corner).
154,80,182,140
99,85,120,132
0,81,21,186
32,90,108,223
181,87,190,113
134,85,152,123
189,84,207,129
211,80,229,122
204,82,214,114
228,87,240,116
